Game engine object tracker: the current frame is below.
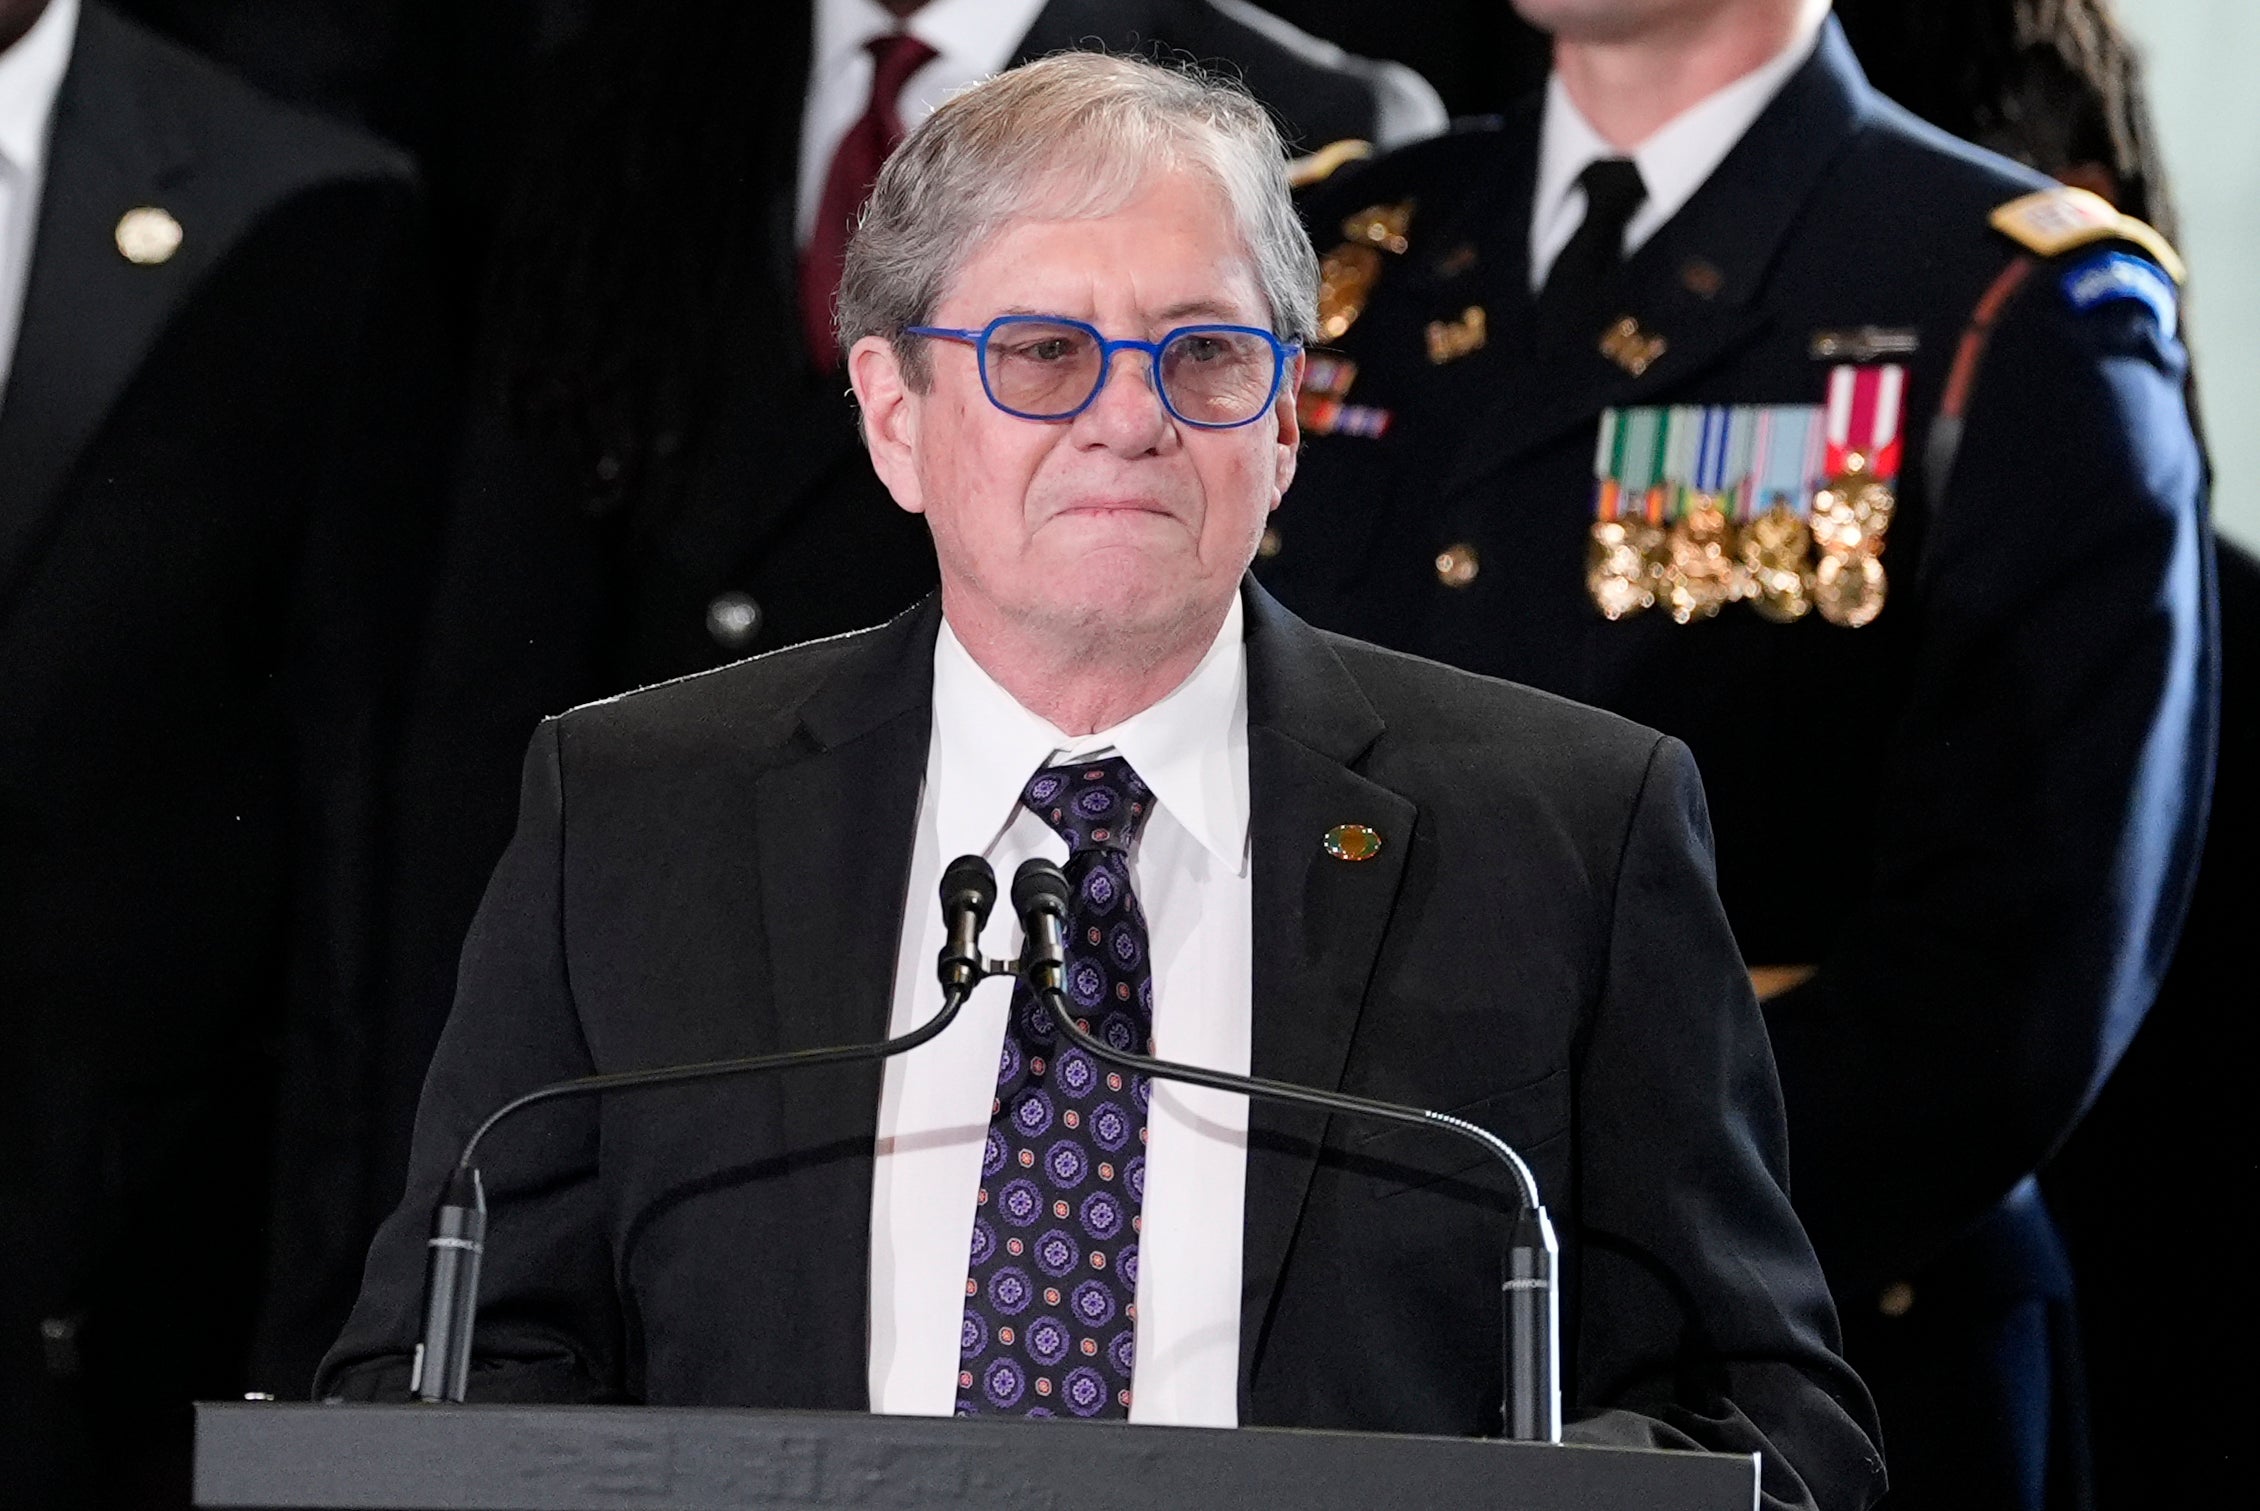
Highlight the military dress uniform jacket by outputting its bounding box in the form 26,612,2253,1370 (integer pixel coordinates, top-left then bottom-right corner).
1259,19,2213,1507
0,4,441,1503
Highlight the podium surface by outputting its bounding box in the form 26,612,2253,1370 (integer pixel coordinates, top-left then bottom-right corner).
195,1402,1759,1511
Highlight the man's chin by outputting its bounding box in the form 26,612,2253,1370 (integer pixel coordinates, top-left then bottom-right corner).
1019,567,1211,643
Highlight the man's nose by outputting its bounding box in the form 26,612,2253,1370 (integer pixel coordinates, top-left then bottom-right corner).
1073,346,1174,450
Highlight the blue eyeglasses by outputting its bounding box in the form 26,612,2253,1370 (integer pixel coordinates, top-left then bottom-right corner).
903,315,1299,430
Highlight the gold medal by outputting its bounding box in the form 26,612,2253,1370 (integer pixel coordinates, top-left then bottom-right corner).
1739,499,1813,623
1813,550,1887,628
1663,497,1739,623
1586,517,1662,620
1810,474,1894,554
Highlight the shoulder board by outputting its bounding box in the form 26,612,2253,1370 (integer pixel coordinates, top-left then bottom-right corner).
1287,138,1374,191
1989,187,2185,283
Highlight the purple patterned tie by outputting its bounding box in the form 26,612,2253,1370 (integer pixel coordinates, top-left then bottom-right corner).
957,757,1156,1418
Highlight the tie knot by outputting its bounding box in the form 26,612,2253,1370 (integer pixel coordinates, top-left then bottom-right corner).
867,32,939,100
1576,157,1647,225
1023,757,1153,854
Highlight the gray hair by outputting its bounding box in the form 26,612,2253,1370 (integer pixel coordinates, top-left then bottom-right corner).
837,51,1320,385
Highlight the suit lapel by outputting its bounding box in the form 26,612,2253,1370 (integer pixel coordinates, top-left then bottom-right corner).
1443,18,1876,495
1235,585,1416,1399
749,597,939,1408
0,6,206,607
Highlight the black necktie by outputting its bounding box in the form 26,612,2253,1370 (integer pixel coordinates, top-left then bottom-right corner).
1537,157,1647,350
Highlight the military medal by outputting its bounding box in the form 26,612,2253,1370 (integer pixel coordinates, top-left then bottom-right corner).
1738,406,1822,622
1809,364,1906,628
1586,408,1665,619
1663,406,1746,623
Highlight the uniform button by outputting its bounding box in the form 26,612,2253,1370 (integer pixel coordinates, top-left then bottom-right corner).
705,591,762,651
1877,1282,1915,1318
1257,526,1283,559
40,1315,82,1377
1434,542,1480,588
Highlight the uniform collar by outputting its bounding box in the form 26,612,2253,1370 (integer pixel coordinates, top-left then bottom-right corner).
0,0,78,175
1532,1,1826,272
930,593,1251,874
811,0,1043,81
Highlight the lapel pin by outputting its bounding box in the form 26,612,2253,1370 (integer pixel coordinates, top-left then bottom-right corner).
1322,823,1384,862
1679,259,1725,299
115,207,183,266
1599,316,1667,377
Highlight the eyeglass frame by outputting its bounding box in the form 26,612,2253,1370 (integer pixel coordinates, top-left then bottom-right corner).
900,314,1302,430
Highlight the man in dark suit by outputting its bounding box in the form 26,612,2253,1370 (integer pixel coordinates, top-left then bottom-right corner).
0,1,439,1502
373,0,1447,1362
1257,2,2213,1506
326,52,1882,1511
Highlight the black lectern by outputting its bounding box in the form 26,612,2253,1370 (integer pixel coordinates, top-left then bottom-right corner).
194,1403,1759,1510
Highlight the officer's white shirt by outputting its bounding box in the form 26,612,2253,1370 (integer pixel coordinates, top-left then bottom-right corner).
1529,0,1828,291
869,595,1253,1425
796,0,1046,248
0,0,77,407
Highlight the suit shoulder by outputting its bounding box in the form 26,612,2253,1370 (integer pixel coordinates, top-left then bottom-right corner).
552,619,902,764
89,3,416,195
1323,632,1665,786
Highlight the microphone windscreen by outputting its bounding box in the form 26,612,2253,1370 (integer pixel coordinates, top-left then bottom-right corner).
1011,856,1073,918
940,853,998,924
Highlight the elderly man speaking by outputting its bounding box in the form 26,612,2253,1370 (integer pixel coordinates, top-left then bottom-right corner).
323,54,1881,1511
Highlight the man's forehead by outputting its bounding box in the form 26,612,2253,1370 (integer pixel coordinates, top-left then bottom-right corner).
945,181,1266,321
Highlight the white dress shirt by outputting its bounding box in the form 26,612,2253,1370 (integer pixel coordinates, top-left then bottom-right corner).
797,0,1046,247
870,596,1253,1426
1529,1,1827,290
0,0,77,406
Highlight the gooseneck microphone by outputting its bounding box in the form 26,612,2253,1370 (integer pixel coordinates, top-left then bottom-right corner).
411,856,999,1403
1009,856,1564,1444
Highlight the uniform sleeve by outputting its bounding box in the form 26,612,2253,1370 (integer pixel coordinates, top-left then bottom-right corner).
316,720,628,1403
1762,254,2215,1290
1566,738,1885,1511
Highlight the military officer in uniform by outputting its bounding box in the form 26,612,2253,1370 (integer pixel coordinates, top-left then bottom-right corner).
1258,2,2213,1507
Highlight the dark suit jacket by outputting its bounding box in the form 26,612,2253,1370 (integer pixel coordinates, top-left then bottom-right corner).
375,0,1447,1342
326,585,1883,1511
1260,21,2213,1507
0,4,439,1498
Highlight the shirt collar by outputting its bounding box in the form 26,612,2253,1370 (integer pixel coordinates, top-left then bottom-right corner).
930,594,1251,873
1534,2,1825,252
812,0,1042,81
0,0,78,175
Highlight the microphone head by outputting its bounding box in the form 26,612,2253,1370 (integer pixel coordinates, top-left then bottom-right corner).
940,854,997,926
1011,856,1073,919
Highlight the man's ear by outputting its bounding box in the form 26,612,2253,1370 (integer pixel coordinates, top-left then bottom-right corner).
1270,348,1304,509
848,334,926,515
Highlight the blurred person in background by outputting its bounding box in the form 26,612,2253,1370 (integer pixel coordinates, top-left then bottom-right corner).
1258,0,2213,1506
1837,0,2255,1500
0,0,440,1503
367,0,1448,1374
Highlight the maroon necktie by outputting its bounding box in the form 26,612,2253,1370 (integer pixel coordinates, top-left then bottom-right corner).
800,32,939,366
